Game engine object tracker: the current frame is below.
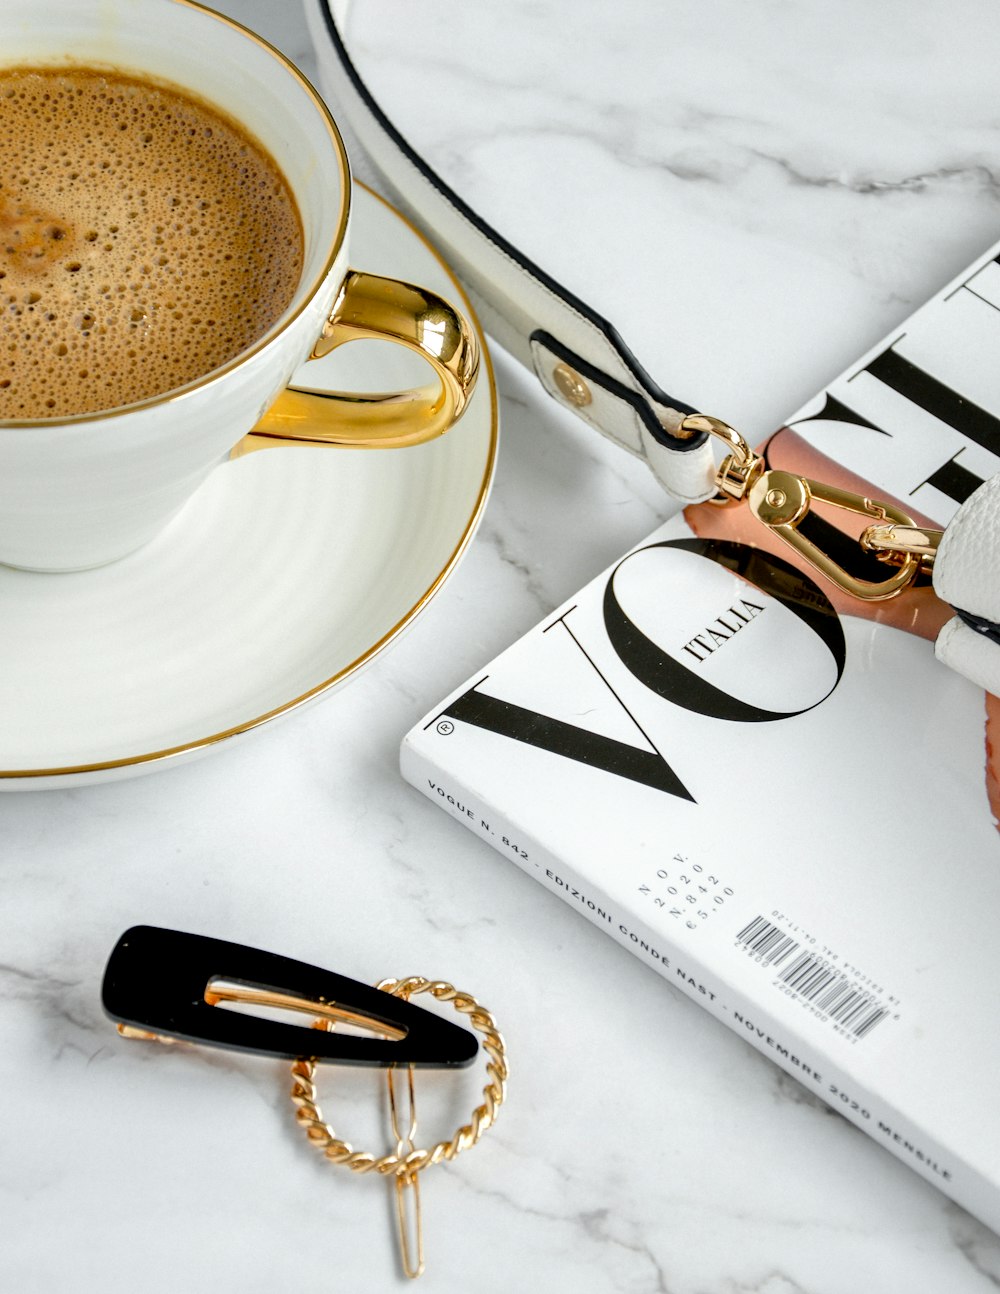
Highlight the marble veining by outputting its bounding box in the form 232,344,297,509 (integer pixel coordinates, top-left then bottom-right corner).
3,1,1000,1290
338,0,1000,442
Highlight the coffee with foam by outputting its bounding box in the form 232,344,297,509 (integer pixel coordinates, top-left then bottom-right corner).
0,66,303,419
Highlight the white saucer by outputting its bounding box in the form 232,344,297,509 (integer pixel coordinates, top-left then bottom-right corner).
0,185,497,789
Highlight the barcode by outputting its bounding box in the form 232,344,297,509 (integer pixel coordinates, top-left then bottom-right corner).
737,915,800,967
737,915,889,1040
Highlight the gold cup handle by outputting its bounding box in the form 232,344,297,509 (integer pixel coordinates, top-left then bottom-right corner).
234,270,480,456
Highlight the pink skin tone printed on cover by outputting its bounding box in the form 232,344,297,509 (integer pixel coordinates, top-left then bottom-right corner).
684,426,1000,827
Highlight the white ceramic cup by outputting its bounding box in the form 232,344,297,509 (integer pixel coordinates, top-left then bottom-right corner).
0,0,479,572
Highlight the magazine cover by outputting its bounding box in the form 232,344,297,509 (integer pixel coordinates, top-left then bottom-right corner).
401,240,1000,1230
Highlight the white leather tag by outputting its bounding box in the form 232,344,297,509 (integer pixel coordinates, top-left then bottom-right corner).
933,473,1000,696
933,473,1000,622
936,616,1000,697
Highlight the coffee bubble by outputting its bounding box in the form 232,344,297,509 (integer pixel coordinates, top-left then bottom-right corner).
0,67,303,419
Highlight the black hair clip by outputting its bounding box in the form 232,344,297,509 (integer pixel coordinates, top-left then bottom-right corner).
102,925,477,1067
102,926,508,1279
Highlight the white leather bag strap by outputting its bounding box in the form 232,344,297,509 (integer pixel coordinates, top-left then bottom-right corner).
304,0,717,504
304,2,1000,696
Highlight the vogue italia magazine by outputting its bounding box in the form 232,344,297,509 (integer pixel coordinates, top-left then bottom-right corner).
402,238,1000,1229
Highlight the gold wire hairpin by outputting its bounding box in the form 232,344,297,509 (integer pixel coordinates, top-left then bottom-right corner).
102,927,508,1281
291,977,508,1279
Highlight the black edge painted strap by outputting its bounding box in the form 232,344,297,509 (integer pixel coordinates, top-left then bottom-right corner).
102,925,479,1068
532,331,703,451
316,0,705,453
956,607,1000,648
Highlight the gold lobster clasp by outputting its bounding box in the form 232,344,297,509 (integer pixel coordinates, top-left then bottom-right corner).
746,470,926,601
680,415,943,602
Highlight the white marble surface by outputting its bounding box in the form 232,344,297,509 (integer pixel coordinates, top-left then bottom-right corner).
4,1,1000,1289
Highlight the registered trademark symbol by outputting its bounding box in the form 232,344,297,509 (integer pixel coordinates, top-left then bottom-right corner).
436,720,455,736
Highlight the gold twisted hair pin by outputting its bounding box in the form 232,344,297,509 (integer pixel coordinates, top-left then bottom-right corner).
102,931,504,1279
290,977,508,1279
